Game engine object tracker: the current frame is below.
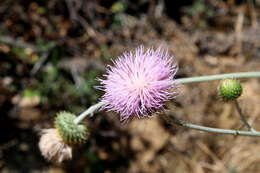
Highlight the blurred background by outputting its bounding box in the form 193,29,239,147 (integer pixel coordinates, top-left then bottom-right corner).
1,0,260,172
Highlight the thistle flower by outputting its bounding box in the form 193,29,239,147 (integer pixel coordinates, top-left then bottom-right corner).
38,129,72,162
99,46,178,120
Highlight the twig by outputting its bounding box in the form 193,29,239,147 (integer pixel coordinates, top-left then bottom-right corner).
31,52,49,75
163,113,260,137
70,67,83,89
0,35,62,75
230,10,244,55
234,100,255,131
0,36,39,52
0,36,56,53
64,0,96,37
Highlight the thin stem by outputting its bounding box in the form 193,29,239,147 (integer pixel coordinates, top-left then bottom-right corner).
74,101,106,124
163,113,260,137
176,72,260,84
73,72,260,124
234,100,255,131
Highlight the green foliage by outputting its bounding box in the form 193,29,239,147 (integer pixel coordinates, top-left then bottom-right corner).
35,39,56,52
185,0,214,18
65,70,100,104
10,47,38,64
37,6,47,14
228,167,239,173
31,59,101,110
100,44,112,61
110,1,127,29
22,89,41,98
111,1,126,13
84,150,104,173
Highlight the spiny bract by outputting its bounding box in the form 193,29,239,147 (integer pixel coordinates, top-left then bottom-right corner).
55,111,89,145
218,79,242,101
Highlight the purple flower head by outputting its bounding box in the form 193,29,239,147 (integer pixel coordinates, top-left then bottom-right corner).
98,45,178,121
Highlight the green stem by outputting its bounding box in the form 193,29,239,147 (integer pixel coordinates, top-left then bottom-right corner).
73,72,260,124
74,101,106,124
163,114,260,137
176,71,260,84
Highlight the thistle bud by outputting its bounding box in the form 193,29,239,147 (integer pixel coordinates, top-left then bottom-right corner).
218,79,242,101
55,111,89,145
39,111,89,162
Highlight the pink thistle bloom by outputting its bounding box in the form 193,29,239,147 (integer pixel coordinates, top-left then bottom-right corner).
99,46,178,121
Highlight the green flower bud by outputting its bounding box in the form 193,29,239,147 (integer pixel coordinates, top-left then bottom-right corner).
54,111,89,145
218,79,243,101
